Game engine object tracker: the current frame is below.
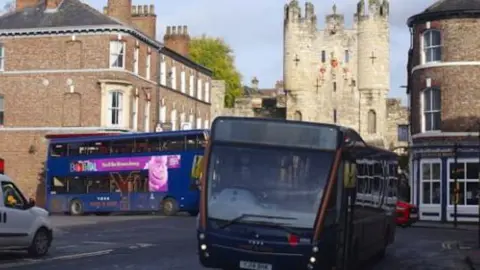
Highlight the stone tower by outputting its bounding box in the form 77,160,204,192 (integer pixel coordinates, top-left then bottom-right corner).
356,0,390,142
283,0,390,145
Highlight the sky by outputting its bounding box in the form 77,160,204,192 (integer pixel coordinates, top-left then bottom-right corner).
1,0,439,104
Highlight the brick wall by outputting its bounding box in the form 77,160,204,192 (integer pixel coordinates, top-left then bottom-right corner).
409,18,480,134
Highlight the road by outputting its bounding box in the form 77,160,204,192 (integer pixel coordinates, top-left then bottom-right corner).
0,215,473,270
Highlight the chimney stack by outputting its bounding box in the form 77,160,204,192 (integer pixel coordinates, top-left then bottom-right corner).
164,25,191,57
15,0,38,11
45,0,62,9
131,4,157,39
106,0,132,24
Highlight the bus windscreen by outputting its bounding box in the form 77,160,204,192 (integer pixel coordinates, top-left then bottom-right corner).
212,118,338,150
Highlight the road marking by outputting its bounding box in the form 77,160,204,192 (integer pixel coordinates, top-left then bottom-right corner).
0,249,113,268
441,241,459,250
54,245,79,249
83,241,117,245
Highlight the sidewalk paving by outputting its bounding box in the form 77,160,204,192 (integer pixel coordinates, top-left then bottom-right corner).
412,221,479,231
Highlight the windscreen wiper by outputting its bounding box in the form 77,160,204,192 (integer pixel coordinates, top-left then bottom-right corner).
218,214,297,230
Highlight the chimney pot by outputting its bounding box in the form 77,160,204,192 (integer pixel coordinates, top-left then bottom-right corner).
143,5,148,15
149,4,155,15
131,5,136,15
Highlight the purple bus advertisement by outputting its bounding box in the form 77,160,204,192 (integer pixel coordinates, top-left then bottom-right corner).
45,130,208,216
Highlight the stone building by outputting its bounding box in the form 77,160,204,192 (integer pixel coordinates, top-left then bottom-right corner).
406,0,480,223
217,0,408,151
0,0,212,203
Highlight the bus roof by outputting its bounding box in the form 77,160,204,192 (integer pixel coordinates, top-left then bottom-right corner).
211,117,397,158
49,129,209,144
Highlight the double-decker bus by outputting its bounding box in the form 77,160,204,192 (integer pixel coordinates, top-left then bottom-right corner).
45,130,208,216
197,117,398,270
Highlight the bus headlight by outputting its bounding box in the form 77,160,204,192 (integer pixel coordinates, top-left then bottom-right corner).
312,246,319,253
309,257,316,263
201,244,207,250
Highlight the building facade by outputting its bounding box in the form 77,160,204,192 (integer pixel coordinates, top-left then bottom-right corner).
282,0,407,149
0,0,212,203
407,0,480,222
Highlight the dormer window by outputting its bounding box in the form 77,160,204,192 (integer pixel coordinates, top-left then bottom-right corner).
422,30,442,64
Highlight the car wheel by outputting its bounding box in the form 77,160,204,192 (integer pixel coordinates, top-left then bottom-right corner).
27,227,51,257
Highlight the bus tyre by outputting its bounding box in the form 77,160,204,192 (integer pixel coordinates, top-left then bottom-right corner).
161,198,179,216
69,200,84,216
27,227,51,257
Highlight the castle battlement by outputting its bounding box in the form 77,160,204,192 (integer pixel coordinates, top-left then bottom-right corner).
284,1,316,26
355,0,389,21
285,0,389,32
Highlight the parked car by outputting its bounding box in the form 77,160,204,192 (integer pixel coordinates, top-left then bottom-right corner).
0,174,53,256
396,200,418,227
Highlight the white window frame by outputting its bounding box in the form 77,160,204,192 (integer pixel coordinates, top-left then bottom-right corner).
146,54,151,80
159,104,166,123
108,91,123,126
197,78,203,100
144,100,150,131
189,114,194,128
180,71,186,93
196,117,202,129
421,87,441,132
133,47,139,74
180,112,186,129
109,41,125,69
171,66,177,89
204,119,209,129
421,30,442,64
160,58,166,85
171,109,177,131
204,81,210,103
447,159,480,206
189,74,194,96
0,44,5,71
420,160,442,206
132,93,138,130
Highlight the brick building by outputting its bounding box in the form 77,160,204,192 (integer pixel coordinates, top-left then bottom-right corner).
406,0,480,223
0,0,213,204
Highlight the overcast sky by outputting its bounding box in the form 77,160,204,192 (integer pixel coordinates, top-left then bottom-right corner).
2,0,438,104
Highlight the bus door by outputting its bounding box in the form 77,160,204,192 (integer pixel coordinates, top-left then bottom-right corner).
336,159,357,270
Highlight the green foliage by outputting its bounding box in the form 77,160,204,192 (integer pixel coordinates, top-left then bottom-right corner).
189,36,242,107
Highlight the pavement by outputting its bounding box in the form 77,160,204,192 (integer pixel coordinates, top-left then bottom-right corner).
0,215,476,270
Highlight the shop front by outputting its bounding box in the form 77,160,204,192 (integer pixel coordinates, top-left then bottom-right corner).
410,134,480,223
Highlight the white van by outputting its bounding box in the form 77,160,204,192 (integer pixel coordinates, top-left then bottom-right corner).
0,174,53,257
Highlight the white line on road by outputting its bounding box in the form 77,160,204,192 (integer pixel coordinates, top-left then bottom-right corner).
0,249,113,268
83,241,117,245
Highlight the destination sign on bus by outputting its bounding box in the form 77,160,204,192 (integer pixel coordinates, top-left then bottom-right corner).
212,118,338,150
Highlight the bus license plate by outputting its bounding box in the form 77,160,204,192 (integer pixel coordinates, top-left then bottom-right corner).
239,260,272,270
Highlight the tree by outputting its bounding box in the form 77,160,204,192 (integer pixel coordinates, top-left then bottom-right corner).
2,1,14,13
189,36,243,107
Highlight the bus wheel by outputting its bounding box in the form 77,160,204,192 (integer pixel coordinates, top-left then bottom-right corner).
161,198,179,216
69,200,84,216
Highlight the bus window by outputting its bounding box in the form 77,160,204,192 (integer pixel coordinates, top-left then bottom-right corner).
110,139,135,154
161,136,185,151
135,138,152,152
68,143,84,156
50,177,68,193
78,141,109,155
186,135,204,150
50,143,67,157
86,176,110,193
